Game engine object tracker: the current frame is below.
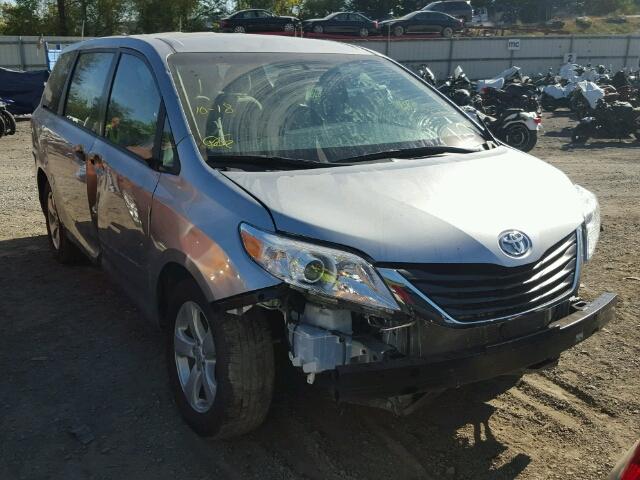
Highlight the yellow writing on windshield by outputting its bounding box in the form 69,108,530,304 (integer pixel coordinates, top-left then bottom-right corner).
195,103,234,116
203,135,235,149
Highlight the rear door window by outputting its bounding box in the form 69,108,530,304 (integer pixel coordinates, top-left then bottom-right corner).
42,52,74,112
64,52,115,134
104,53,161,162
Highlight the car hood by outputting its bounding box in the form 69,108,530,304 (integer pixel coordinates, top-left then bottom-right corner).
222,147,584,267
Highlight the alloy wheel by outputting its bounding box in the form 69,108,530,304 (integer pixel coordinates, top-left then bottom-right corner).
234,26,246,33
174,301,217,413
284,23,295,32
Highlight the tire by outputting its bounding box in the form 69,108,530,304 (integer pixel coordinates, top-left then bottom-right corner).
313,24,323,34
167,279,275,438
393,25,404,37
43,181,83,263
359,27,369,38
0,109,16,135
284,22,295,32
503,123,537,152
233,25,246,33
442,26,453,38
572,124,590,144
0,114,5,138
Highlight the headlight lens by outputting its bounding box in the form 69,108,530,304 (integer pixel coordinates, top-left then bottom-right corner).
240,224,400,312
574,184,600,261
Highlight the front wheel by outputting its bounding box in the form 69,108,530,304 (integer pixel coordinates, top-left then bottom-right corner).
284,23,295,32
233,25,246,33
313,24,323,34
442,26,453,38
393,25,404,37
167,279,275,438
503,123,538,152
0,110,16,135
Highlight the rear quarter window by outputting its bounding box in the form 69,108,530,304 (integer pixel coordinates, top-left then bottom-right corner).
64,52,115,134
42,52,74,112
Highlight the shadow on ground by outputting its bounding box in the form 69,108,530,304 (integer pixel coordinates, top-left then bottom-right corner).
0,235,530,480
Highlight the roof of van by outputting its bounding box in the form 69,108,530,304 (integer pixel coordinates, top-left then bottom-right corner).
70,32,372,56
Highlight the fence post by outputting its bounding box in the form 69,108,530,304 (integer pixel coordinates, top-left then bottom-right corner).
386,28,390,56
18,36,27,70
623,34,632,68
446,37,454,76
568,35,574,59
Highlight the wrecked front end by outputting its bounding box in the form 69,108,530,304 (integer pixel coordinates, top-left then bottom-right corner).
216,223,616,414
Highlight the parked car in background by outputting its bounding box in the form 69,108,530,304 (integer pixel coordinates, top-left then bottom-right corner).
302,12,379,37
380,10,464,37
422,0,473,23
220,9,299,33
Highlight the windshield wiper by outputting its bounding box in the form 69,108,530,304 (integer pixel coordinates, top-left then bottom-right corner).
206,154,347,171
335,145,483,164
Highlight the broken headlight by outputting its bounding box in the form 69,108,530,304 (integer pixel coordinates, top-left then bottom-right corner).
240,224,400,312
574,184,600,261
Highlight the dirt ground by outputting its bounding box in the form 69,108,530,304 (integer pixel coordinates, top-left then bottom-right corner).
0,114,638,480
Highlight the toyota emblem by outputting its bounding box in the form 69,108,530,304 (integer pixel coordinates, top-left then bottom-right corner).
499,230,532,258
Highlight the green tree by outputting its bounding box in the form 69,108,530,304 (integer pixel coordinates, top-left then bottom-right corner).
0,0,44,35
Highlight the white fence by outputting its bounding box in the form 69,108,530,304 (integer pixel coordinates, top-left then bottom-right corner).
348,34,640,79
1,34,638,79
0,36,85,70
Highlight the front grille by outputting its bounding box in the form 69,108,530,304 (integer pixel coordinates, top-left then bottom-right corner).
398,232,579,323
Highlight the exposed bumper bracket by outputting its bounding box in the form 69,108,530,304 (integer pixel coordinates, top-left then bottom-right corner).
318,293,617,400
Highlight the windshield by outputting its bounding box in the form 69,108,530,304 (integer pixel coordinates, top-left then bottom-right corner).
169,52,485,164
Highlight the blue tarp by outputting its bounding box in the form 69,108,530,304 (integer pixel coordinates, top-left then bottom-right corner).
0,67,49,115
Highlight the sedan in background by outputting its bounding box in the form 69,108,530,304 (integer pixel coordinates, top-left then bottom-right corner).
220,9,299,33
302,12,379,37
422,0,473,23
380,10,464,37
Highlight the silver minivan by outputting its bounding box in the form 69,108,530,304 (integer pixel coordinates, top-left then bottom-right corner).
32,33,616,438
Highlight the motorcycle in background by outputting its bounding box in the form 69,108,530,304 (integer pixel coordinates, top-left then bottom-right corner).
463,106,541,152
572,99,640,144
417,64,436,86
0,98,17,137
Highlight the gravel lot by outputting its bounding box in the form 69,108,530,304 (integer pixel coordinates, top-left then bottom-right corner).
0,114,638,480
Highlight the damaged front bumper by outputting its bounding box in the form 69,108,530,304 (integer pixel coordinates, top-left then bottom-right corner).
315,292,617,401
